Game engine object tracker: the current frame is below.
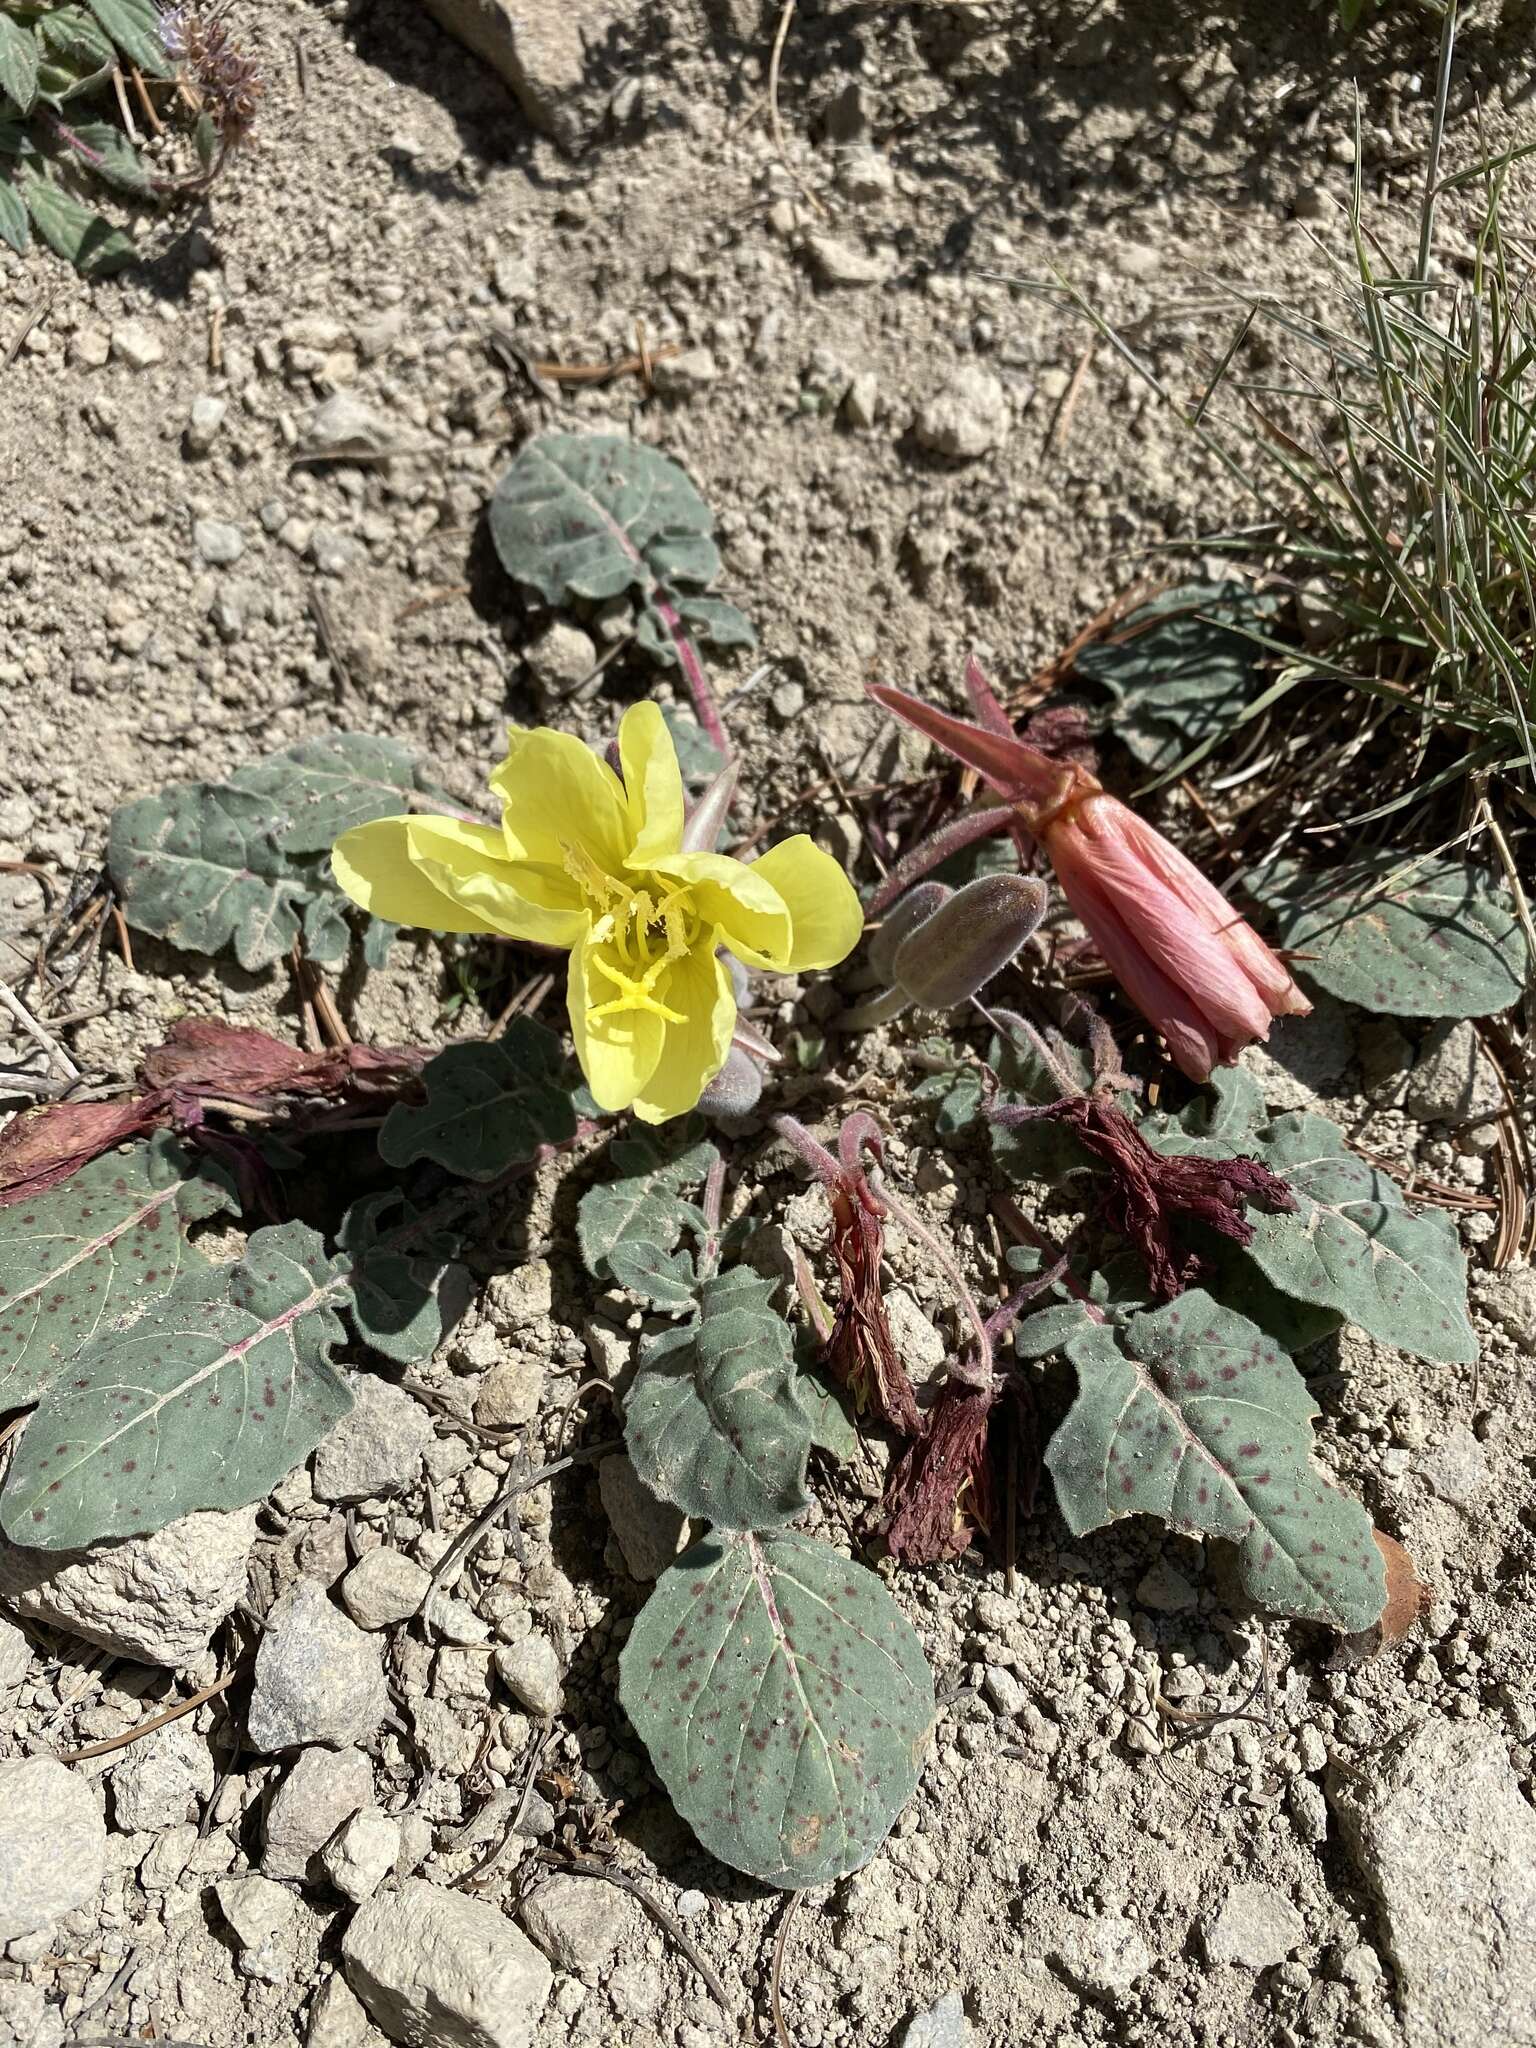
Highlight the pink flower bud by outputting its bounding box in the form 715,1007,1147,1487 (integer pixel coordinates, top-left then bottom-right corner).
870,677,1311,1081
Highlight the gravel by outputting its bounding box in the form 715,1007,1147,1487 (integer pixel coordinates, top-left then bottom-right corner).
312,1377,434,1504
1202,1881,1306,1970
494,1635,564,1717
914,365,1009,458
518,1874,634,1983
262,1744,375,1882
247,1581,388,1752
318,1808,401,1904
597,1453,689,1581
0,1757,107,1942
344,1878,553,2048
109,1718,216,1833
341,1547,431,1630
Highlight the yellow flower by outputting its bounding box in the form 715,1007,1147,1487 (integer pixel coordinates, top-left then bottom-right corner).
331,703,863,1123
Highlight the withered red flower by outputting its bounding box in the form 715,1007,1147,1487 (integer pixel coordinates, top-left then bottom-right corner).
992,1094,1296,1301
884,1379,997,1565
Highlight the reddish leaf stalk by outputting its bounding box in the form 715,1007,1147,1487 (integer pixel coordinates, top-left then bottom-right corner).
653,596,732,765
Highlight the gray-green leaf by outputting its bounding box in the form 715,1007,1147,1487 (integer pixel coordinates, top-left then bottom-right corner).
1073,584,1278,773
489,433,755,663
1146,1108,1475,1365
1247,853,1527,1018
606,1239,698,1314
339,1192,474,1367
20,173,133,274
0,1222,353,1550
0,1137,234,1409
625,1268,812,1528
619,1527,934,1888
577,1128,719,1276
1044,1294,1386,1631
232,733,464,855
0,15,38,115
84,0,174,77
0,176,27,254
378,1022,577,1181
110,783,313,972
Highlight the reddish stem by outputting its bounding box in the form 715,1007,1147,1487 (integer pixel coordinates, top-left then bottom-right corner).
653,597,732,764
867,806,1016,918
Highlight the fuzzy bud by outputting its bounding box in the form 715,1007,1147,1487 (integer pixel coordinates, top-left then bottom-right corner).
891,874,1048,1011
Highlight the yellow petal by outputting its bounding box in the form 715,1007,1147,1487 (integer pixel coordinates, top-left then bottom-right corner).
633,945,736,1125
490,728,633,875
618,701,685,868
743,836,864,970
567,940,665,1114
332,816,585,942
647,850,792,966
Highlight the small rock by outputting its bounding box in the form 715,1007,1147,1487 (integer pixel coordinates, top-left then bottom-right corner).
1358,1016,1414,1105
495,1636,563,1717
353,308,406,361
486,1261,554,1326
837,148,896,202
111,321,164,370
1135,1560,1197,1613
1404,1020,1499,1133
214,1873,298,1984
71,328,112,369
320,1808,400,1904
247,1581,388,1752
982,1665,1027,1717
263,1745,375,1882
301,391,393,459
0,1757,107,1941
914,365,1008,458
0,1506,257,1667
1329,1719,1536,2048
309,525,362,576
1288,1777,1329,1846
313,1377,433,1504
886,1288,947,1386
193,517,246,567
583,1318,630,1381
0,1617,29,1695
307,1972,376,2048
110,1717,215,1832
1295,576,1347,650
341,1548,430,1632
344,1878,553,2048
844,371,879,428
1417,1424,1488,1510
598,1454,689,1581
1481,1263,1536,1349
771,680,806,720
523,620,596,694
1203,1882,1305,1969
1052,1912,1153,1996
652,347,719,396
898,1989,972,2047
474,1355,544,1431
519,1874,633,1983
805,231,895,287
186,395,228,453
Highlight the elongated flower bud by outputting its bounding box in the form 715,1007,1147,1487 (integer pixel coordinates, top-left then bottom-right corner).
870,676,1311,1081
891,875,1048,1011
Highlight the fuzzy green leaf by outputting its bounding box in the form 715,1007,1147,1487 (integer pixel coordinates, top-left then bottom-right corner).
606,1239,699,1314
339,1192,474,1367
0,175,27,253
1247,853,1527,1018
619,1527,934,1888
625,1268,813,1528
19,172,133,273
108,738,436,969
659,709,725,787
84,0,174,77
110,783,315,972
1043,1294,1386,1631
0,1223,353,1550
635,593,757,664
231,733,463,855
577,1127,719,1276
1074,584,1278,772
1146,1107,1475,1365
55,118,151,195
34,7,115,90
378,1022,577,1181
0,15,38,116
489,433,755,661
0,1137,235,1409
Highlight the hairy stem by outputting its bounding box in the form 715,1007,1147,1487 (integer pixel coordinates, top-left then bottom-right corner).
867,805,1017,918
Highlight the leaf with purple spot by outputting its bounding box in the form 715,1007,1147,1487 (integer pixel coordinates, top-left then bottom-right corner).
1043,1292,1386,1632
